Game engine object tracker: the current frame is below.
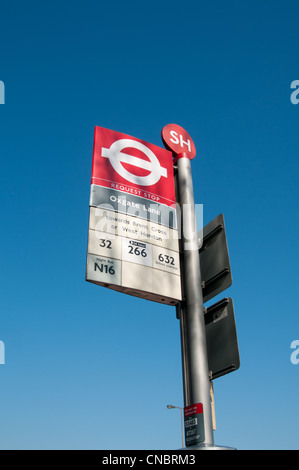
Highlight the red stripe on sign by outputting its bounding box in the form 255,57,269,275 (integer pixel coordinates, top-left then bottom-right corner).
184,403,203,418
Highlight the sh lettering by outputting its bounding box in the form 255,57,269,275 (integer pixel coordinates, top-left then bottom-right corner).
290,80,299,105
290,340,299,365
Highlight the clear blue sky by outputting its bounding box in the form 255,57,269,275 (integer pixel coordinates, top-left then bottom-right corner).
0,0,298,450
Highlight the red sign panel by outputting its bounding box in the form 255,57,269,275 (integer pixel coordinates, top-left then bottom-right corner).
91,127,175,207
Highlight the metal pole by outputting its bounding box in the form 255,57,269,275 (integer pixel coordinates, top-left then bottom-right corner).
180,407,184,449
176,154,214,448
167,405,185,448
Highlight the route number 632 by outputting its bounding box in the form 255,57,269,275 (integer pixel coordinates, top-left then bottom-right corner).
158,253,175,265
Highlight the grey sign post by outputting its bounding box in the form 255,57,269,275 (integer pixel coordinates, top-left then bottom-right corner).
162,124,214,448
176,156,215,448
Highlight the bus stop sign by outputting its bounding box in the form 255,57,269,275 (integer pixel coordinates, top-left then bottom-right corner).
199,214,232,303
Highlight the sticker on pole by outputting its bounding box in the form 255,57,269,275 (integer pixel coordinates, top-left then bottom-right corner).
161,123,196,160
184,403,205,446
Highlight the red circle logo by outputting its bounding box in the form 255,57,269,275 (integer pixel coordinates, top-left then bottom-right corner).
161,124,196,160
